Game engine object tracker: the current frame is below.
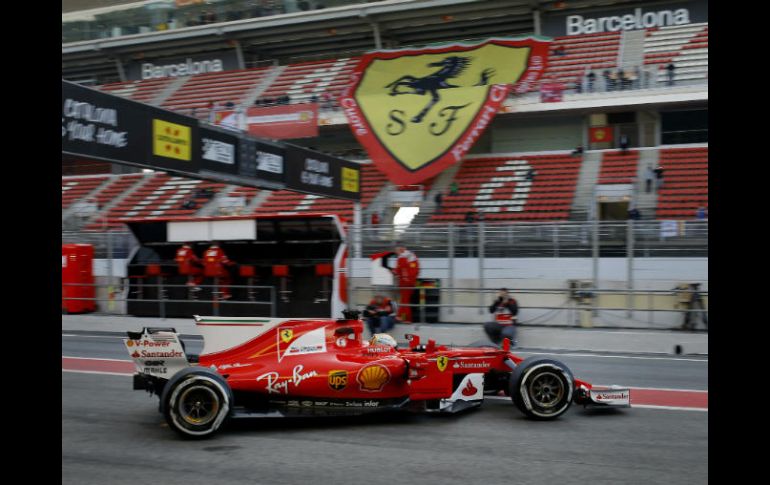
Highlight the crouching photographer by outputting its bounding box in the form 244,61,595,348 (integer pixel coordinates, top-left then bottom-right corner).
364,294,398,335
483,288,519,346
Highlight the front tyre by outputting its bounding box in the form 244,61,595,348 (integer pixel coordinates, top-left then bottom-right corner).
163,371,231,438
509,357,574,420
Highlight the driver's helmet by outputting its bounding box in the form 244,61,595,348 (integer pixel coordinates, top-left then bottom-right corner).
369,333,397,349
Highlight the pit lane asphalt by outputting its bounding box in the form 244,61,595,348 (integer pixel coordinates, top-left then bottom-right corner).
63,334,707,485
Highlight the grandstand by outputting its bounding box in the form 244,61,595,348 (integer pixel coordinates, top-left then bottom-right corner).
598,150,640,185
84,21,708,108
430,153,580,222
61,0,709,227
655,146,708,219
62,0,708,327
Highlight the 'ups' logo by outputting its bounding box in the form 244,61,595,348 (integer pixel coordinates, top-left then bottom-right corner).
436,355,449,372
280,329,294,344
328,370,348,391
340,37,550,185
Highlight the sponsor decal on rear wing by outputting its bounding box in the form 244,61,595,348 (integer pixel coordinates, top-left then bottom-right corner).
124,329,189,377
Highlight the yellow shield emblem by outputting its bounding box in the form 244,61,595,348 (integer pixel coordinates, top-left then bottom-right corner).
341,38,550,184
152,119,191,161
436,355,449,372
280,329,293,344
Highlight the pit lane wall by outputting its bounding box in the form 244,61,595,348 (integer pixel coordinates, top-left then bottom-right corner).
349,257,707,329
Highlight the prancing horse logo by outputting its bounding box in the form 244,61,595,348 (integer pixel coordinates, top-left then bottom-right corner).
436,355,449,372
385,56,496,123
280,329,293,344
340,37,551,185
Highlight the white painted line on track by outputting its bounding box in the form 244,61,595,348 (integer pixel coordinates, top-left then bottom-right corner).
484,396,707,411
62,369,132,377
62,333,203,340
62,334,130,339
632,404,708,412
607,385,708,393
63,356,132,363
517,351,708,362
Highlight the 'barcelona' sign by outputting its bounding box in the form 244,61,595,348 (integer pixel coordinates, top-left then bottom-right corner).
340,37,550,185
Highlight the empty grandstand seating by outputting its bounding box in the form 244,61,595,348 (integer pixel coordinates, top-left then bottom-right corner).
82,174,227,230
98,77,174,104
644,23,708,84
227,186,262,207
88,173,146,212
64,163,387,228
598,150,640,184
655,147,708,219
539,32,621,89
258,58,358,104
161,67,270,114
430,153,582,222
62,175,109,209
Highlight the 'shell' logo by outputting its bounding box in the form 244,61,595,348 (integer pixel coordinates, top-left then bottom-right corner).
357,364,391,392
280,329,294,344
340,37,550,185
328,370,348,391
436,356,449,372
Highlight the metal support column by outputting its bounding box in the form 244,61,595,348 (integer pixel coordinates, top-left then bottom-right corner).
114,58,126,82
478,222,485,316
533,9,541,36
353,202,362,258
158,276,166,320
591,205,599,317
233,40,245,70
553,224,559,258
106,228,114,312
346,233,354,311
448,223,455,315
627,220,634,318
371,21,382,50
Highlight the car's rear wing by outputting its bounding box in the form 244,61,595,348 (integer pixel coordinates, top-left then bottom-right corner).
123,327,190,380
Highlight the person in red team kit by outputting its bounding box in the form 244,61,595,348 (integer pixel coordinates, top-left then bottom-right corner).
175,242,202,290
392,242,420,322
203,242,236,299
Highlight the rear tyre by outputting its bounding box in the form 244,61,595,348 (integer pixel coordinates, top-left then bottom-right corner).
509,357,573,420
163,371,231,438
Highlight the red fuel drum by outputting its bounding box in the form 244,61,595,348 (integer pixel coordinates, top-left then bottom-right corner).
62,244,96,314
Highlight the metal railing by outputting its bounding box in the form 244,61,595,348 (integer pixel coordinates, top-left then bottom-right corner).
351,285,708,330
63,281,278,319
62,231,138,259
354,220,708,258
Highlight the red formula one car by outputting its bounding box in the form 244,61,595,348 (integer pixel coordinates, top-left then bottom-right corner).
125,310,630,438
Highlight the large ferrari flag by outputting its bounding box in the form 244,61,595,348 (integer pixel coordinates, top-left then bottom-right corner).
340,37,550,185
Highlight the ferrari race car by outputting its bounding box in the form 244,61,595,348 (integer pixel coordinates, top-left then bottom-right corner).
124,310,630,438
